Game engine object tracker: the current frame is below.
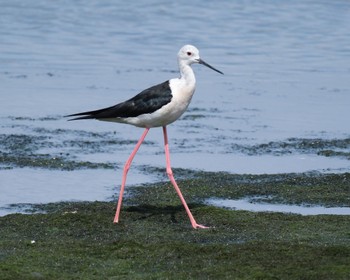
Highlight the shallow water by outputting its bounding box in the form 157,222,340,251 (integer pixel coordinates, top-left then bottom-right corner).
1,0,349,213
207,197,350,216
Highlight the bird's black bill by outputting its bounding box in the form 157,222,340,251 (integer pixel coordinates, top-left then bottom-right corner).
198,58,224,75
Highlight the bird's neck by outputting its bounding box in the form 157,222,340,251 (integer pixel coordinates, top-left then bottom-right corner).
178,62,196,86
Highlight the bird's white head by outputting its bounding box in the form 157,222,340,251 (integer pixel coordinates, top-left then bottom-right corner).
178,45,201,65
178,45,223,75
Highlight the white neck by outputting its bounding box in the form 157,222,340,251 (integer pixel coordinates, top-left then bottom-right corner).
178,60,196,86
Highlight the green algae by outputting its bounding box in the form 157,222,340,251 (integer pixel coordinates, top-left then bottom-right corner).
0,151,115,170
229,137,350,157
1,117,349,173
0,131,153,170
0,172,349,279
127,171,350,207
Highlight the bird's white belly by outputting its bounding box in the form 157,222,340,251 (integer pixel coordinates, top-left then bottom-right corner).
122,98,189,127
119,79,195,128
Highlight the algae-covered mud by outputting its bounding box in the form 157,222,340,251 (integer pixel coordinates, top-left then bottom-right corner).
0,173,349,279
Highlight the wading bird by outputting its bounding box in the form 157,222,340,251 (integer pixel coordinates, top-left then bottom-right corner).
66,45,223,228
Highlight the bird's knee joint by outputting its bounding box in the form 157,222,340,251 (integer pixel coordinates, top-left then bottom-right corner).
166,168,173,177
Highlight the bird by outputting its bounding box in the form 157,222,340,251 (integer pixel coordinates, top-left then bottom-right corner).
66,45,223,229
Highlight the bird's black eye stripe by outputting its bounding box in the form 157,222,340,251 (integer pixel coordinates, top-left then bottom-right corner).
187,51,192,56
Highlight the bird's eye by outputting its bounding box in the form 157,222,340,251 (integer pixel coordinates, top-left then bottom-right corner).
186,51,192,56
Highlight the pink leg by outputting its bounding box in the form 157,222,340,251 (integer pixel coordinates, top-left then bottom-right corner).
162,126,208,229
113,128,150,223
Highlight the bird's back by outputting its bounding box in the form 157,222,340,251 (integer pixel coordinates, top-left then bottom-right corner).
66,80,173,122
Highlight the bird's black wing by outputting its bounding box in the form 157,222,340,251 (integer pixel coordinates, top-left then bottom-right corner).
66,80,172,120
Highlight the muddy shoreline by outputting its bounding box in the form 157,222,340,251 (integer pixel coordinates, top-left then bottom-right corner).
1,171,349,279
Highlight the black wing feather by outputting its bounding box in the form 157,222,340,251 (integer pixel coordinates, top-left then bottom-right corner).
66,80,172,121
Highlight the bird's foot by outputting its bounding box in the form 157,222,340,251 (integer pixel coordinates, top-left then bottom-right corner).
192,223,210,229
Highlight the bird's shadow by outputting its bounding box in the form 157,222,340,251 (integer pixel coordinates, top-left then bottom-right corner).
125,204,202,224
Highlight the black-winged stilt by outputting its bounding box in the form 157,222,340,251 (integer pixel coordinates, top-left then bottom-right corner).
66,45,223,228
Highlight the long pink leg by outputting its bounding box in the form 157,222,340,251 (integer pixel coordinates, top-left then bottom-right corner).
113,128,150,223
162,126,208,229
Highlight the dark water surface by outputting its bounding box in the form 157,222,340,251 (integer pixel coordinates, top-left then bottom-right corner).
1,0,349,213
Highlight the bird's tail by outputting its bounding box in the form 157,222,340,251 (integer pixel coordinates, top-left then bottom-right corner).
64,107,109,121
